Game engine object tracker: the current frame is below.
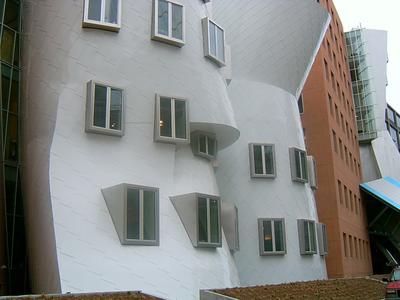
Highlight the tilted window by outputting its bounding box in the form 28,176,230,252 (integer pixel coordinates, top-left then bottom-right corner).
307,155,318,189
249,143,276,178
298,219,317,255
155,94,189,143
152,0,185,47
85,81,124,136
317,223,328,256
198,196,221,247
289,147,308,182
192,131,217,160
202,17,225,66
83,0,121,32
258,218,286,255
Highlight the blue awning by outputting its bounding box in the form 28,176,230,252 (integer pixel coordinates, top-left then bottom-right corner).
360,177,400,212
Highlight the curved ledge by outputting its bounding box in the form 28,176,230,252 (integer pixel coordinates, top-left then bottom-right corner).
190,122,240,150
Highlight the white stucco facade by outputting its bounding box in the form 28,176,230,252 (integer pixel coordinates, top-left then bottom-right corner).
21,0,329,299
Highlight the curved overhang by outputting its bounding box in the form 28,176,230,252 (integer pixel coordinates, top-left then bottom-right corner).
190,122,240,150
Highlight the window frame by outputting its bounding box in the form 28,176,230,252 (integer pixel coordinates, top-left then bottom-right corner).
151,0,185,47
191,131,217,160
123,184,160,246
85,80,125,136
298,219,317,255
83,0,122,32
289,147,308,183
154,94,190,144
258,218,286,256
317,223,328,256
196,194,222,248
202,17,226,67
249,143,276,178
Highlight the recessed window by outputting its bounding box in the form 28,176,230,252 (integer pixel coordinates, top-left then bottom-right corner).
307,155,318,190
258,218,286,255
85,81,124,136
83,0,121,32
198,196,221,247
249,143,276,178
298,95,304,114
192,131,217,160
317,223,328,256
154,94,189,144
152,0,185,47
298,219,317,255
289,147,308,182
202,17,225,66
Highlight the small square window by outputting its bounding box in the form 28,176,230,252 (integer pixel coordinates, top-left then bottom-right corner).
249,143,276,178
85,80,124,136
317,223,328,256
258,218,286,255
298,219,317,255
83,0,121,32
152,0,185,47
202,17,225,66
197,196,221,247
289,147,308,183
154,94,189,144
191,131,217,160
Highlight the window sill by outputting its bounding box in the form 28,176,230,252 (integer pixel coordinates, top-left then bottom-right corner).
82,19,121,32
205,53,226,67
260,251,286,256
197,241,222,248
292,177,308,183
251,173,276,179
122,239,159,246
154,135,190,145
85,125,124,137
151,33,185,47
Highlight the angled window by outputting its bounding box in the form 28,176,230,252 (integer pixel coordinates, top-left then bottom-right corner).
191,131,217,160
83,0,121,32
85,80,124,136
221,202,240,251
197,196,221,247
298,95,304,114
307,155,318,190
249,143,276,178
155,94,189,144
202,17,225,66
298,219,317,255
258,218,286,255
152,0,185,47
289,147,308,182
317,223,328,256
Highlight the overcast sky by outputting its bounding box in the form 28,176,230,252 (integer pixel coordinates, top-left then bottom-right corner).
333,0,400,112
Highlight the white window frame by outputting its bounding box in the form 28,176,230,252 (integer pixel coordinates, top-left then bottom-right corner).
85,80,124,136
151,0,185,47
298,219,317,255
258,218,286,256
289,147,308,183
317,223,328,256
83,0,122,32
197,195,222,248
154,94,189,144
202,17,226,66
249,143,276,178
192,131,217,160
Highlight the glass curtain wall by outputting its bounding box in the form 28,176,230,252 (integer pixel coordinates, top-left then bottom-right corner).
0,0,29,295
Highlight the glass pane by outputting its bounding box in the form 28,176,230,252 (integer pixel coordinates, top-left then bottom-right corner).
322,225,328,252
159,97,172,137
104,0,118,24
198,197,208,243
5,113,18,161
171,3,182,40
274,220,284,252
1,64,11,110
208,137,216,156
1,27,15,64
126,188,140,240
143,190,156,241
5,165,17,215
304,221,310,252
263,220,273,252
4,0,20,30
199,135,206,154
157,0,168,36
93,84,107,128
253,145,263,174
9,69,19,114
209,22,217,56
310,222,316,252
295,150,301,179
216,26,224,62
109,88,122,130
88,0,102,21
174,99,186,139
209,199,219,243
13,33,19,67
301,152,308,180
264,145,274,175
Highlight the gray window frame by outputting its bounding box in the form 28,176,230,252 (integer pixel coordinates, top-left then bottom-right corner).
197,194,222,248
258,218,286,256
289,147,308,183
317,223,328,256
85,80,125,136
151,0,185,47
249,143,276,178
191,131,217,160
202,17,226,67
82,0,122,32
297,219,317,255
154,94,189,144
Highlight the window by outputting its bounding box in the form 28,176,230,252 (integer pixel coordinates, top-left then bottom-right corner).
290,148,308,182
328,93,333,115
85,80,124,136
298,219,317,255
298,95,304,114
258,218,286,255
191,131,217,160
339,139,343,159
307,156,318,189
332,130,337,153
155,94,189,143
83,0,121,32
317,223,328,256
197,196,221,247
337,180,343,204
249,143,276,178
202,17,225,66
152,0,185,47
343,233,348,257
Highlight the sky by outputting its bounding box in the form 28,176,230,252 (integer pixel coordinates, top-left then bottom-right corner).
333,0,400,112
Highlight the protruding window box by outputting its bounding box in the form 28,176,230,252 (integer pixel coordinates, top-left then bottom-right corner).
307,155,318,190
83,0,121,32
221,201,239,251
191,131,217,160
152,0,185,47
249,143,276,178
317,223,328,256
289,147,308,183
202,17,226,67
85,80,124,136
258,218,286,256
297,219,317,255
